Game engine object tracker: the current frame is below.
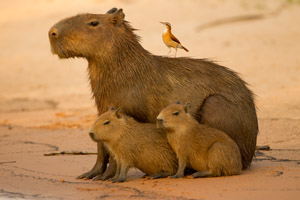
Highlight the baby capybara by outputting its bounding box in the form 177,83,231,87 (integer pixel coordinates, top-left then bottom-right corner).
49,8,258,179
89,108,177,183
157,102,242,178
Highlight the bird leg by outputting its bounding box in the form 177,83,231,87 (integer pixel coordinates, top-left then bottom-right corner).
167,48,171,56
175,48,177,57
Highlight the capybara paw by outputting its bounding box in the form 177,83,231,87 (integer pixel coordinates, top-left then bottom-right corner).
77,170,102,179
101,175,110,181
191,171,211,178
92,175,103,181
149,174,163,179
111,177,126,183
149,173,170,179
171,174,184,179
110,177,118,183
116,178,126,183
100,171,115,181
115,175,127,183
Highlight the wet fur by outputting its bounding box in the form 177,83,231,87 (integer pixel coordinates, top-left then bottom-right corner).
49,8,258,175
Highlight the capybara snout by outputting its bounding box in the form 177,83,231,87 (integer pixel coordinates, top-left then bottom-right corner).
89,132,96,141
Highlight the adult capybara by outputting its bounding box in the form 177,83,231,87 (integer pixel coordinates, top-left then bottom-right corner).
89,108,177,182
48,8,258,179
157,102,242,178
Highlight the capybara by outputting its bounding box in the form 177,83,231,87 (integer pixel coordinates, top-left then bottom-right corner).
157,102,242,178
89,108,177,182
48,8,258,179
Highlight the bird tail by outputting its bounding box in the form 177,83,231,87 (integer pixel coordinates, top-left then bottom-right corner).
180,45,189,52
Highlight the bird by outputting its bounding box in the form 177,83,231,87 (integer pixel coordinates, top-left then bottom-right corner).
160,22,189,57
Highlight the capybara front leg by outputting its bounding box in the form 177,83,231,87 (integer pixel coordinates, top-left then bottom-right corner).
97,156,117,181
110,159,121,183
77,142,108,179
115,164,129,183
172,159,186,178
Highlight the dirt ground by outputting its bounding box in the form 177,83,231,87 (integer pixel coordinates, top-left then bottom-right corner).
1,0,300,199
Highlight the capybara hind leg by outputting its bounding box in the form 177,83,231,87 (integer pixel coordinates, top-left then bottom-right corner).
98,156,117,181
197,94,257,169
77,142,108,179
191,171,211,178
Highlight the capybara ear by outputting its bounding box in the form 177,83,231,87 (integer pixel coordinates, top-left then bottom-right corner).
110,9,125,25
106,7,118,14
175,101,180,104
184,103,191,113
115,108,124,119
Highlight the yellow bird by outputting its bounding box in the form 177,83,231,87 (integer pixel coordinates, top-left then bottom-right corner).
160,22,189,57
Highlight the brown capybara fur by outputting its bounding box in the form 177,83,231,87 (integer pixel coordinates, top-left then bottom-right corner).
49,8,258,178
157,102,242,178
89,108,178,182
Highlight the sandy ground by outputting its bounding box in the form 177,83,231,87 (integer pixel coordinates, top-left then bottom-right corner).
1,0,300,199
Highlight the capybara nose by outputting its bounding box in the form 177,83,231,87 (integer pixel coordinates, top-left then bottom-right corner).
49,27,58,38
156,118,165,129
89,132,95,139
156,118,164,124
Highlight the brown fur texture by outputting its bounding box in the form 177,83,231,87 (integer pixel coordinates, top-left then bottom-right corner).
89,108,178,182
49,8,258,178
157,103,242,177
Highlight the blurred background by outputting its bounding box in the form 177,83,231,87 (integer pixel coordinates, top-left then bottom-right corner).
1,2,300,198
0,0,300,129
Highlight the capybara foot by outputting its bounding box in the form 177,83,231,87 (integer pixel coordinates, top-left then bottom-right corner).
77,158,106,179
100,166,116,181
92,174,103,181
149,172,171,179
191,171,211,178
101,173,114,181
110,177,118,183
171,173,184,179
111,177,126,183
77,169,102,179
116,178,126,183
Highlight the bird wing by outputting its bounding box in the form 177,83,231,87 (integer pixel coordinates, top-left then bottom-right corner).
170,32,181,44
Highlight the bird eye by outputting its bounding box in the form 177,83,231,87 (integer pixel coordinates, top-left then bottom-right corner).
172,111,179,116
89,21,99,27
103,120,110,125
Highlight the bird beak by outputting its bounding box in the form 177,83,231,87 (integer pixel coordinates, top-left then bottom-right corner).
160,22,166,25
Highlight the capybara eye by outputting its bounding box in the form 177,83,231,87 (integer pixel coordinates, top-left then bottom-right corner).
172,111,179,116
89,21,99,27
103,120,110,125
